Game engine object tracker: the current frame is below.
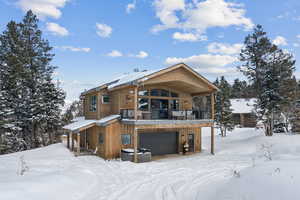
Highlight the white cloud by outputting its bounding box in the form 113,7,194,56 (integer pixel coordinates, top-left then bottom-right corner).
152,0,253,38
96,23,112,38
131,51,149,58
207,42,243,55
297,34,300,39
165,53,238,75
17,0,69,19
293,43,300,47
173,32,207,42
46,22,69,36
57,46,91,52
126,1,136,14
273,36,288,46
107,50,123,57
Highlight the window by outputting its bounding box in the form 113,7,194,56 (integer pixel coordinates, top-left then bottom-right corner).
89,95,97,112
171,92,179,97
138,90,148,96
138,98,149,111
98,133,104,144
170,99,179,111
150,89,170,97
121,134,131,145
102,95,110,104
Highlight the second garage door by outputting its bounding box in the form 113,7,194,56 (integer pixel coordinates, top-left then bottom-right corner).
139,132,178,156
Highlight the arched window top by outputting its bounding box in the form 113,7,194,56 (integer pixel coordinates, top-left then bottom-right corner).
139,89,179,98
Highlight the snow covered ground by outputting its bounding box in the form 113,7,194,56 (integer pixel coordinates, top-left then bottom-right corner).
1,128,300,200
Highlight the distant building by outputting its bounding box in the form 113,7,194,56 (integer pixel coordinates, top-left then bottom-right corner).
230,98,257,128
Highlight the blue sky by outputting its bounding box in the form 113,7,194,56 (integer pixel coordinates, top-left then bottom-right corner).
1,0,300,104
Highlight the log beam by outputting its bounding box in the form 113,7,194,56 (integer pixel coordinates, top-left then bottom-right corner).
133,128,138,163
77,133,80,155
67,130,70,149
134,86,138,120
71,133,74,151
210,93,215,155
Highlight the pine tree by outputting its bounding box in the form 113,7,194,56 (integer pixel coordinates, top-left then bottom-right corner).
0,11,65,153
214,77,234,137
239,25,295,136
62,100,84,125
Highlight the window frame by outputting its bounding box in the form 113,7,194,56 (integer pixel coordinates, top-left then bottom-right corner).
121,134,131,145
102,94,110,104
89,95,97,112
98,132,104,144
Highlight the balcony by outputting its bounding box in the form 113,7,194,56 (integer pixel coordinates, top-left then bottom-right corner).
120,109,210,120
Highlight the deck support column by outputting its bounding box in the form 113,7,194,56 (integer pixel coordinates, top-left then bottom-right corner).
134,128,138,163
134,86,138,120
210,93,215,155
67,130,70,149
77,133,80,155
71,133,74,151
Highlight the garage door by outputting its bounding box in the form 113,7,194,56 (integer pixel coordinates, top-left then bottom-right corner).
139,132,178,155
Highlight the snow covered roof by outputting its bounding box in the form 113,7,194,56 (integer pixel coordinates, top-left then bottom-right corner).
96,115,120,126
71,117,85,122
81,63,219,95
230,98,256,114
63,115,120,132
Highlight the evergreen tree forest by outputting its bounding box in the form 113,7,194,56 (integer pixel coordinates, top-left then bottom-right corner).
0,11,65,154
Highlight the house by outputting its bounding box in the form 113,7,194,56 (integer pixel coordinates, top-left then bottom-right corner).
230,98,257,127
63,63,218,162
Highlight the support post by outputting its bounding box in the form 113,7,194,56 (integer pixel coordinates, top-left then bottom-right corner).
210,93,215,155
67,130,70,149
134,86,138,120
133,128,138,163
71,133,74,151
77,132,80,155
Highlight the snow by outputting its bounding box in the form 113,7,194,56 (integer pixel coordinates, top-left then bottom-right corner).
63,115,120,131
1,128,300,200
63,119,96,131
230,98,256,113
107,69,158,89
96,114,120,125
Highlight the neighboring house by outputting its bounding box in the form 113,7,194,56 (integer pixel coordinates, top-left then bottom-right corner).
63,63,218,162
230,98,257,128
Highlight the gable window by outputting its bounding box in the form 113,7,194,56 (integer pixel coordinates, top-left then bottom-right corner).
98,132,104,144
89,95,97,112
150,89,170,97
121,134,131,145
102,95,110,104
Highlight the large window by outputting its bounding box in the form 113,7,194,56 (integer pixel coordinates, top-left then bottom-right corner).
138,98,149,111
138,90,148,96
170,99,179,111
121,134,131,145
89,95,97,112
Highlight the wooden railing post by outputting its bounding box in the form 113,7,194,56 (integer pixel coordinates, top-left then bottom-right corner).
71,132,74,151
210,93,215,155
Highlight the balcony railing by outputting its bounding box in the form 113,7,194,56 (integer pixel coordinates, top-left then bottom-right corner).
120,109,210,120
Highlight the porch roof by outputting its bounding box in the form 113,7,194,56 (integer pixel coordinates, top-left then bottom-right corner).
63,115,120,132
